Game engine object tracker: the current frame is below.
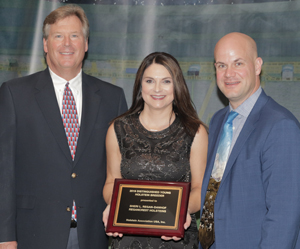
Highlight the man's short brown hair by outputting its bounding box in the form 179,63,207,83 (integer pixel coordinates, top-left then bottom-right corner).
43,4,89,40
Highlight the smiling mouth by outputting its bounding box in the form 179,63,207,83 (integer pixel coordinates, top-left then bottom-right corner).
60,52,74,55
225,81,239,85
151,95,165,99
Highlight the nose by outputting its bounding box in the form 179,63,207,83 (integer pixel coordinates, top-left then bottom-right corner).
225,66,235,77
63,36,70,46
154,82,161,92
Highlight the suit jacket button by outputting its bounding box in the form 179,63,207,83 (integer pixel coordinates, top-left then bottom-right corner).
71,173,77,178
66,207,71,212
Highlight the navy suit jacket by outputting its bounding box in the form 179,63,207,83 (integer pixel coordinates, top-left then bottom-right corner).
200,90,300,249
0,68,127,249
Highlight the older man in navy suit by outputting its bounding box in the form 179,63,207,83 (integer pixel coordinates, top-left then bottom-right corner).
0,4,127,249
199,32,300,249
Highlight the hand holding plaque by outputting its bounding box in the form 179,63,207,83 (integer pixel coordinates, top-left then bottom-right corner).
106,179,191,238
103,204,124,238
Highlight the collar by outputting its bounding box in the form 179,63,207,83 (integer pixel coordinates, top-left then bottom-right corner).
229,86,262,118
48,67,82,94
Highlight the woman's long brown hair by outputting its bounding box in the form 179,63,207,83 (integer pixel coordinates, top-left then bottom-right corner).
112,52,207,137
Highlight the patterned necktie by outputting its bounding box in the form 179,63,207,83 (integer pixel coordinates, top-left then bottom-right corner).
199,111,238,249
62,82,80,161
62,83,79,223
211,111,238,182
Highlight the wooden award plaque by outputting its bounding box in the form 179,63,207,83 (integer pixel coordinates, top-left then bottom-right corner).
106,179,191,238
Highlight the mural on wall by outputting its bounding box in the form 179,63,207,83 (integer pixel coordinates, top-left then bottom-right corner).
0,0,299,123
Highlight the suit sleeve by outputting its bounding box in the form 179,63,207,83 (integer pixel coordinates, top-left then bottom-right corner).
0,83,17,242
117,88,128,115
260,118,300,248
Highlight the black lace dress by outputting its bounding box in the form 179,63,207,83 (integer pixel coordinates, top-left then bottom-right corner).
111,113,198,249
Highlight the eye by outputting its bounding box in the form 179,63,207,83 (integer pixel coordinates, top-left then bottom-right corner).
217,64,226,69
55,34,62,38
145,79,153,84
235,62,243,66
163,79,172,84
71,34,78,38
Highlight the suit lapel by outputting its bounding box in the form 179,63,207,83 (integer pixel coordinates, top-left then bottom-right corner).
220,91,269,187
207,111,228,175
220,119,256,187
35,68,72,162
73,73,101,166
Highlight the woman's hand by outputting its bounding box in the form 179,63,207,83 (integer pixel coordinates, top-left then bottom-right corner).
0,241,17,249
102,205,123,238
102,123,124,238
183,211,192,230
161,212,191,241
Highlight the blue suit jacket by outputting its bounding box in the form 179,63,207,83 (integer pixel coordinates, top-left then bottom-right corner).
200,90,300,249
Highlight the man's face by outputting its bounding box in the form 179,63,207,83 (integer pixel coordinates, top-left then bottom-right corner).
214,36,262,109
43,15,88,80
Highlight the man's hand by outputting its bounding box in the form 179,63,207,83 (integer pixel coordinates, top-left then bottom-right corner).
0,241,17,249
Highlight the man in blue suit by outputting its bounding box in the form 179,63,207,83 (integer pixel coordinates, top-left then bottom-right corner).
199,32,300,249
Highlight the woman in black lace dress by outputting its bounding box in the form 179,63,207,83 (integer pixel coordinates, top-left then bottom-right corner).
103,52,208,249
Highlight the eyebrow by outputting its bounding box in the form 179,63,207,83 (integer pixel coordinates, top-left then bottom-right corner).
233,58,244,62
52,31,80,34
143,76,172,80
215,58,244,64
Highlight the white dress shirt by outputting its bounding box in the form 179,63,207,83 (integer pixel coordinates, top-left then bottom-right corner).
49,68,82,125
229,86,262,155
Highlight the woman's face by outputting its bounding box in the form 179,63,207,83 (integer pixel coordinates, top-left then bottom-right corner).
141,63,174,112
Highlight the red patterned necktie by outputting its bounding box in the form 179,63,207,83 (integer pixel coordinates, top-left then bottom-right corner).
62,82,80,161
62,83,79,222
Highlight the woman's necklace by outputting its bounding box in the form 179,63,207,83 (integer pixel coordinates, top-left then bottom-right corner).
139,112,175,132
139,114,159,131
